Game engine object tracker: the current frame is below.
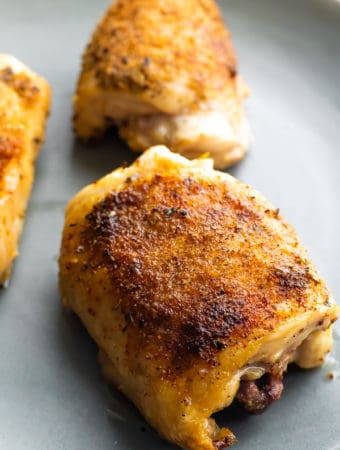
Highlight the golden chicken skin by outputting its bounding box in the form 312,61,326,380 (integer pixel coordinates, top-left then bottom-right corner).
0,55,50,286
73,0,251,169
59,146,338,450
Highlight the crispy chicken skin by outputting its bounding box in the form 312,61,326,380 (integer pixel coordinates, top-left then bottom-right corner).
59,146,338,449
0,55,50,286
73,0,251,168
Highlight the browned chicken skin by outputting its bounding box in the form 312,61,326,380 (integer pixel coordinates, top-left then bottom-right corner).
0,55,50,286
73,0,251,168
59,147,338,449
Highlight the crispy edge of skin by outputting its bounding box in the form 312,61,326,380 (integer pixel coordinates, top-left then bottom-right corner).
0,55,51,286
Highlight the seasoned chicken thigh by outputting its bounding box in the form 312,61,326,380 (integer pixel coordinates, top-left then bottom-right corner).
59,146,338,450
0,55,50,285
73,0,251,168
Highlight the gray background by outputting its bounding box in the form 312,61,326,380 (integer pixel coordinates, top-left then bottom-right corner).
0,0,339,449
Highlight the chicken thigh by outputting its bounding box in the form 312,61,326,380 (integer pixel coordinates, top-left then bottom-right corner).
59,146,338,450
73,0,251,168
0,55,50,285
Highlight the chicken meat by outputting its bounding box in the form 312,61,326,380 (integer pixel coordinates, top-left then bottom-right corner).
0,55,50,286
59,146,338,450
73,0,251,169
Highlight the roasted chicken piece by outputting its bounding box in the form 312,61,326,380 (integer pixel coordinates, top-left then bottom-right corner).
73,0,251,169
0,55,50,286
59,146,338,450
